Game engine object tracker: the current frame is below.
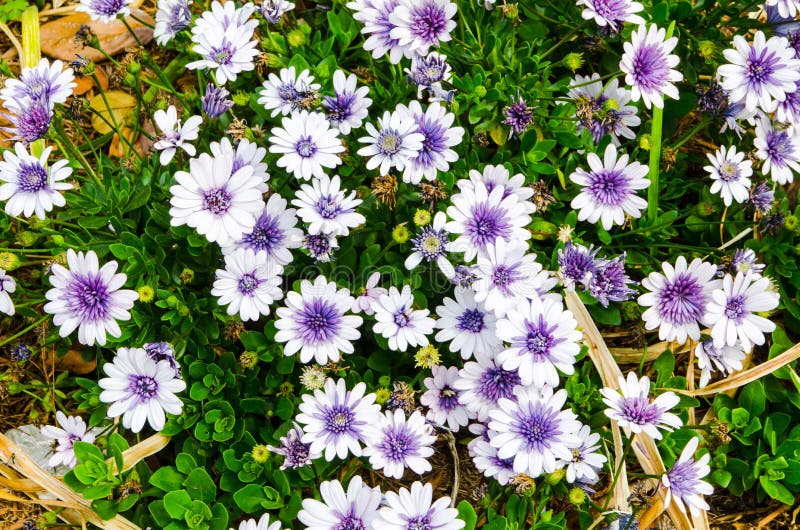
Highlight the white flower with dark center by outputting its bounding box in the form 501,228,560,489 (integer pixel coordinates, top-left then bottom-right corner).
225,193,302,266
363,409,436,479
298,475,382,530
77,0,132,23
192,0,258,34
292,174,365,236
396,100,464,184
269,110,345,181
0,58,75,110
0,142,72,220
0,269,15,316
754,118,800,184
357,109,425,175
570,144,650,231
373,285,435,351
186,18,259,85
457,164,535,214
351,0,412,64
44,250,137,346
703,272,779,351
232,513,282,530
661,437,713,517
374,481,464,530
40,411,96,469
389,0,457,55
295,378,381,460
258,67,320,117
211,248,283,321
420,365,469,432
434,287,499,360
619,24,683,109
274,275,362,364
694,339,747,388
154,0,192,45
453,349,521,422
98,347,185,433
488,386,581,478
566,74,641,145
210,137,270,185
496,296,582,388
704,145,752,206
169,151,267,245
600,372,682,439
577,0,644,30
405,211,455,278
153,105,202,165
323,70,372,135
561,424,607,484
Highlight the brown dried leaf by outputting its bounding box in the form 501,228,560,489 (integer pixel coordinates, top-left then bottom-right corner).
53,348,96,374
40,9,153,63
89,90,136,134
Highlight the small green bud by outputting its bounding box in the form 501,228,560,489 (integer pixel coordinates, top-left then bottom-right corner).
50,235,65,246
127,61,141,75
545,468,565,485
16,231,40,247
240,351,259,370
695,201,716,217
180,268,195,284
123,73,137,88
0,253,21,271
392,224,410,243
503,3,519,19
287,28,307,47
232,91,251,107
698,40,717,59
639,134,651,151
564,52,584,72
474,85,487,98
375,387,391,404
251,444,270,463
568,487,586,505
785,214,799,232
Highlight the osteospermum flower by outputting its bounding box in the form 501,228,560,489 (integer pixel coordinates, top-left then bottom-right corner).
352,272,388,315
397,100,464,184
210,137,270,185
357,108,425,176
459,164,535,213
0,58,75,110
754,118,800,184
562,425,607,484
496,296,582,388
44,250,138,346
434,287,499,359
503,95,534,137
274,275,362,364
352,0,411,64
729,248,765,278
589,254,637,307
638,256,719,344
298,475,382,530
454,349,521,422
405,211,455,278
558,242,600,291
323,70,372,135
77,0,132,23
695,339,746,387
98,347,185,433
374,481,464,530
186,22,259,85
0,142,72,220
373,285,435,351
469,433,516,485
619,24,683,109
260,0,295,23
267,423,320,469
577,0,644,30
718,31,800,113
704,145,753,206
211,248,283,321
363,409,436,479
704,272,779,351
566,74,641,144
446,181,531,262
570,144,650,230
40,411,96,469
225,193,303,266
295,378,381,460
192,0,258,38
154,0,192,45
303,232,339,262
4,99,53,144
600,372,682,439
269,111,345,181
488,386,581,478
144,342,181,376
292,174,365,236
233,514,281,530
202,84,234,118
153,105,202,165
0,270,17,316
420,365,469,432
169,151,267,245
389,0,456,55
407,52,454,102
258,67,320,117
661,437,713,517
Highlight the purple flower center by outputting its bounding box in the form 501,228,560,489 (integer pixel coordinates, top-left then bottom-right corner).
203,187,232,215
414,116,448,169
296,136,318,158
764,129,796,167
478,365,521,402
315,195,342,219
334,515,365,530
412,227,447,260
511,316,563,361
410,3,448,44
377,130,402,156
378,428,418,462
393,307,411,327
465,203,512,248
298,298,342,344
242,214,284,254
656,272,706,325
128,374,158,400
66,274,111,322
411,56,447,85
591,0,630,24
437,386,459,411
404,515,433,530
305,234,333,259
202,84,233,118
513,403,560,451
718,161,741,182
492,265,512,289
620,396,658,425
631,43,670,91
90,0,127,16
457,308,485,333
324,92,356,122
724,294,747,321
324,405,354,434
746,46,780,89
586,169,630,206
238,273,260,295
17,162,48,193
278,84,298,103
211,44,234,66
16,102,52,143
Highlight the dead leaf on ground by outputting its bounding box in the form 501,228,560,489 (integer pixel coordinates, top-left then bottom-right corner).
40,9,154,63
89,90,136,134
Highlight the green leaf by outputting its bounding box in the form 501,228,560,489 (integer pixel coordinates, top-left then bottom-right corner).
184,468,217,502
91,499,118,520
163,490,193,519
234,484,269,514
150,466,185,492
759,476,795,505
72,441,104,462
176,453,198,474
738,380,766,417
457,500,477,530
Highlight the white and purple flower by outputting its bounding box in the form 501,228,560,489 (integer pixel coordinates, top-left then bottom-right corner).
211,248,283,321
258,67,320,117
292,174,365,236
77,0,132,23
357,108,425,175
323,70,372,135
0,142,72,220
374,481,464,530
600,372,682,439
420,365,469,432
405,211,456,278
389,0,457,55
619,24,683,109
454,349,521,422
661,437,713,517
754,118,800,184
434,287,499,360
225,193,303,266
373,285,435,352
396,100,464,184
363,409,436,479
153,105,202,165
40,411,96,469
704,145,753,206
269,111,345,181
298,476,381,530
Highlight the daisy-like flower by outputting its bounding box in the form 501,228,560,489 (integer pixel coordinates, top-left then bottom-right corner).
695,339,747,388
600,372,682,439
469,434,516,485
44,250,137,346
390,0,457,55
352,272,387,315
704,272,780,351
40,411,96,469
202,84,234,118
211,248,283,321
619,24,683,109
303,232,339,262
407,52,453,102
767,0,800,19
154,0,192,45
363,409,436,479
728,248,765,278
186,23,259,85
357,109,425,175
267,423,321,469
352,0,411,64
570,144,650,231
718,31,800,113
144,342,181,376
98,347,185,433
558,242,600,291
373,285,435,351
153,106,202,165
775,79,800,125
638,256,719,345
232,514,281,530
754,118,800,184
191,0,258,35
0,142,72,220
226,193,302,266
295,378,381,460
496,296,582,388
211,138,270,185
453,349,521,422
375,481,464,530
488,386,581,478
269,111,345,181
292,174,365,236
405,211,456,278
0,58,75,110
323,70,372,135
274,276,362,364
4,99,53,144
260,0,295,23
577,0,644,30
561,425,607,484
704,145,752,206
446,181,531,262
459,164,535,214
503,95,534,137
434,287,499,360
298,475,382,530
566,74,641,145
589,254,637,307
661,437,713,517
169,151,267,246
396,100,464,184
473,240,557,317
258,67,320,117
747,181,776,214
77,0,132,23
420,365,469,432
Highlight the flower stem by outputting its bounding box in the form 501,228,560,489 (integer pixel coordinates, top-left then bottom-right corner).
0,315,49,348
647,21,676,223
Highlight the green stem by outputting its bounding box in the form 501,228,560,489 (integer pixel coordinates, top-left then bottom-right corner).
0,315,49,348
539,22,585,62
119,16,144,48
671,118,711,150
647,21,676,223
603,433,635,511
